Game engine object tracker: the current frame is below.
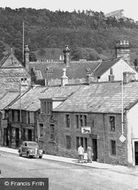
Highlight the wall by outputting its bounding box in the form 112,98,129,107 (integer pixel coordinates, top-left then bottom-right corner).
99,59,138,82
44,111,128,165
127,103,138,165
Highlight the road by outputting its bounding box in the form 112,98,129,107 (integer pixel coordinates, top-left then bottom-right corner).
0,151,138,190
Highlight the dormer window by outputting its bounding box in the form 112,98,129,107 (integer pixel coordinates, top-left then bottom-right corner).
42,99,52,115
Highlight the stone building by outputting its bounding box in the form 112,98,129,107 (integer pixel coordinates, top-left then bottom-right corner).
3,86,46,148
39,75,138,166
27,42,138,85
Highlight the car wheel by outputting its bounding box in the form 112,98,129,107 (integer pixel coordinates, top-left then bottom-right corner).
39,155,42,159
27,152,30,158
19,153,22,157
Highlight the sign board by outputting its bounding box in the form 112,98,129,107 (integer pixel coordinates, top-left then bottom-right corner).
81,126,91,134
119,134,126,143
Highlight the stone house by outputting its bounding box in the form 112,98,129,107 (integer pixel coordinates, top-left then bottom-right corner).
39,75,138,166
0,48,31,92
0,90,20,146
3,86,46,148
27,40,138,85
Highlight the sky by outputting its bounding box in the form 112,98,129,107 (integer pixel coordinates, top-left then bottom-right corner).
0,0,138,21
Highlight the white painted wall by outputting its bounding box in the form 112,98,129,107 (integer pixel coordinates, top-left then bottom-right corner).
127,103,138,165
99,59,138,82
53,101,63,109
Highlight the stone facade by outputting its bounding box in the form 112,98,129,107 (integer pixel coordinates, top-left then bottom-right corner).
39,107,128,165
3,109,39,148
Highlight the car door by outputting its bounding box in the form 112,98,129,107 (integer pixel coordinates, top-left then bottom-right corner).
22,142,28,156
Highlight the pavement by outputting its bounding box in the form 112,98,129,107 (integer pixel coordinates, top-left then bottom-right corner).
0,146,138,176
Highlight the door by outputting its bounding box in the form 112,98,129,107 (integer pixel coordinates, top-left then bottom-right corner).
28,129,32,141
15,128,19,148
135,141,138,165
3,128,9,146
92,139,97,161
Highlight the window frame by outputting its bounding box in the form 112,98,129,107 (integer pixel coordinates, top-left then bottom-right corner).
66,135,71,149
110,140,116,156
65,114,70,128
109,115,116,132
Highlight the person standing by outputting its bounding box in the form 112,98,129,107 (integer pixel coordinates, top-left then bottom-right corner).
87,146,93,163
78,145,84,163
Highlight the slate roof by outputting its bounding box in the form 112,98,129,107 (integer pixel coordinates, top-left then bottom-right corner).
0,91,19,110
8,85,81,111
8,86,46,111
54,81,138,113
29,60,101,80
39,85,82,99
94,57,121,77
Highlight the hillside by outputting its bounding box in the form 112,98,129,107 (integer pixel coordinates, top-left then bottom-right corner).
0,7,138,63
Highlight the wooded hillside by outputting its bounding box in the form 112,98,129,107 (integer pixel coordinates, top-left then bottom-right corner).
0,7,138,62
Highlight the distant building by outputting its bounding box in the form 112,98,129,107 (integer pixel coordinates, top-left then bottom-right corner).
105,9,124,19
0,49,31,92
26,42,138,85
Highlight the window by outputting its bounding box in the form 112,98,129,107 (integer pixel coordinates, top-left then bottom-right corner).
109,116,115,131
47,101,52,115
76,137,80,149
111,140,116,155
50,124,55,141
66,114,70,128
39,123,43,137
30,112,34,124
12,110,15,122
22,128,26,141
80,115,83,126
43,100,52,115
76,115,88,128
84,115,87,126
76,115,79,128
66,135,71,149
17,110,20,122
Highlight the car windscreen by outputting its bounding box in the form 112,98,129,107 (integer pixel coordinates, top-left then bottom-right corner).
27,142,38,147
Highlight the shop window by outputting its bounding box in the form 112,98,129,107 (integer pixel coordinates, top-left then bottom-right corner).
66,114,70,128
111,140,116,155
66,135,71,149
109,116,115,131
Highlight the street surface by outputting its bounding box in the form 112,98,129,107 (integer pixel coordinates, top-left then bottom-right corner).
0,151,138,190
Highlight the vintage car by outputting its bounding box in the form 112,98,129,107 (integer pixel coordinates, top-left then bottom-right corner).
18,141,43,158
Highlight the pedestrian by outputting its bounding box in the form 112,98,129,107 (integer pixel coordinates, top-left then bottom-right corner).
87,146,93,163
78,145,84,163
84,151,88,163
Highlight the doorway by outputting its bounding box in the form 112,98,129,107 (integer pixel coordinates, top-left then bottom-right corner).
28,129,32,141
92,139,97,161
135,141,138,165
15,128,19,148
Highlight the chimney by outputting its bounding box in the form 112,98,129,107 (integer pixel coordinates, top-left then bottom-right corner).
115,40,130,64
61,68,68,86
63,45,70,67
123,72,136,84
108,68,114,82
24,45,30,72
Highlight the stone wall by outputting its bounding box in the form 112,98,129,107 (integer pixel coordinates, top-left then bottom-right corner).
43,111,128,165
